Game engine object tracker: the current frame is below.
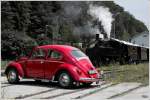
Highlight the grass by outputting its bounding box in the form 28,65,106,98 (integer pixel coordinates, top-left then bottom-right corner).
1,60,10,70
99,63,149,85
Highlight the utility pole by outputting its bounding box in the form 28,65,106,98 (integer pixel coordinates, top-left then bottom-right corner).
46,24,53,44
113,12,120,38
114,20,115,38
112,12,120,80
45,25,48,35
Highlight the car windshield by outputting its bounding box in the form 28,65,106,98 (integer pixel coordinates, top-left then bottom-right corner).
71,50,87,59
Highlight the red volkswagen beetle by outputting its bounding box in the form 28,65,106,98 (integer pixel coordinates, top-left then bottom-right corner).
5,45,100,88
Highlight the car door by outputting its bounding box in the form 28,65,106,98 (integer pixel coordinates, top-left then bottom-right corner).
45,49,64,80
26,48,46,78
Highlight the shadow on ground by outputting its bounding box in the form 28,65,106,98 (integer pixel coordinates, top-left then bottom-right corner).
2,80,100,90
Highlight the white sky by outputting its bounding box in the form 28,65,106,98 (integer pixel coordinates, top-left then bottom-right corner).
114,0,150,29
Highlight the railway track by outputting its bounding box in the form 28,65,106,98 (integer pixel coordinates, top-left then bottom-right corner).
1,76,148,100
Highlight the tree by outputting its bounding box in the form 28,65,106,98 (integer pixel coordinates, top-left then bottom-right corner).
1,1,149,60
1,2,15,31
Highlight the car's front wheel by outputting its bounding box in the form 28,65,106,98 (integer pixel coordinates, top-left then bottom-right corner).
58,71,73,88
6,68,19,84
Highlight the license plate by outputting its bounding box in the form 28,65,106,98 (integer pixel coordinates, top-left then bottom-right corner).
88,70,96,74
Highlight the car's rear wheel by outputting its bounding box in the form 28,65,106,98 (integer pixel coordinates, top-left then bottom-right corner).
58,71,73,88
6,68,19,84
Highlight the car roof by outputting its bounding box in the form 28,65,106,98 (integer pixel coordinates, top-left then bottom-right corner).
36,44,78,52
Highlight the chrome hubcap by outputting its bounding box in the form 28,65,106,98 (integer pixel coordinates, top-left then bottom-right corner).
59,73,70,87
8,70,16,82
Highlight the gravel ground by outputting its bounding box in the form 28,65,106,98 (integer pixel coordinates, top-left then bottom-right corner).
1,76,149,100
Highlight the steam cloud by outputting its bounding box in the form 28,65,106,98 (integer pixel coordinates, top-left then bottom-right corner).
88,4,114,39
59,2,114,39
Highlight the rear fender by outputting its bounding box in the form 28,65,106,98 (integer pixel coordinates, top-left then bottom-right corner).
54,64,80,81
5,61,24,77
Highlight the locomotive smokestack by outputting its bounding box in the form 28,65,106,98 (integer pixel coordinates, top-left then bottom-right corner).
96,34,99,40
88,5,113,39
98,21,108,39
103,33,108,39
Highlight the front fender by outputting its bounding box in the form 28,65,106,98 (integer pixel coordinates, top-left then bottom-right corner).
5,61,24,77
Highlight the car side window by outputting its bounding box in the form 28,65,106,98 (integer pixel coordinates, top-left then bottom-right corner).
47,49,62,60
31,49,46,59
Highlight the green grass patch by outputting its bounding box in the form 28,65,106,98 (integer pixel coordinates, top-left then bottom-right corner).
1,60,10,70
99,63,149,85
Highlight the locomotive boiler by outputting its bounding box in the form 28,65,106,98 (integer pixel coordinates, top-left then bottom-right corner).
86,34,149,66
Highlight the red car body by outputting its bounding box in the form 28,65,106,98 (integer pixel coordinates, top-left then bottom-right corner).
5,45,100,87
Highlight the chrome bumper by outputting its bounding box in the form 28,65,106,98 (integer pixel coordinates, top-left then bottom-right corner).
79,77,100,82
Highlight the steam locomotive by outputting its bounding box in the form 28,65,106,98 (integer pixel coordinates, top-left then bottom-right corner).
86,34,149,66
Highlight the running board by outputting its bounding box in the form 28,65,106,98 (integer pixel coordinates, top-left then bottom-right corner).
22,76,58,83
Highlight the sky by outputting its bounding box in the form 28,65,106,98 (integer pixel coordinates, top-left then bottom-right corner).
114,0,150,29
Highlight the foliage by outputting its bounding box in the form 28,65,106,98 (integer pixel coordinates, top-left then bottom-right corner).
100,2,148,40
1,30,37,59
1,1,148,59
